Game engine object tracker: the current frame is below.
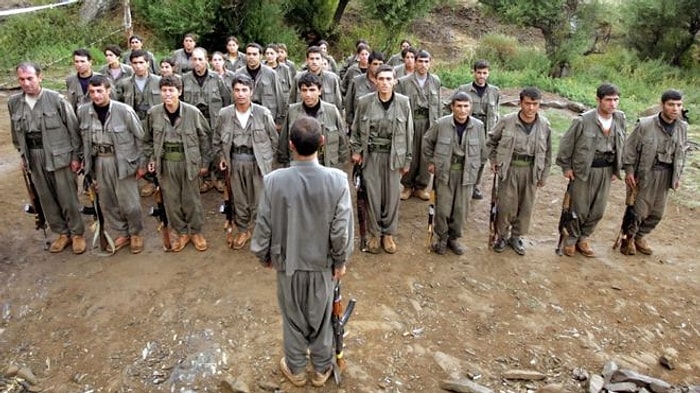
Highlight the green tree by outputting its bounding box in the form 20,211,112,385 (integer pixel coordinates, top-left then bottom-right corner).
285,0,339,40
360,0,438,52
479,0,603,77
625,0,700,67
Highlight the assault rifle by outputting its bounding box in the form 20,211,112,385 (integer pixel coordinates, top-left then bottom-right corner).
81,174,115,255
353,164,369,252
145,172,171,251
331,280,356,385
21,157,49,250
220,166,235,248
556,181,580,255
613,185,638,250
487,170,500,249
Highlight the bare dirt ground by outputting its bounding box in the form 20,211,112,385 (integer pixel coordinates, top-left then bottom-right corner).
1,85,699,393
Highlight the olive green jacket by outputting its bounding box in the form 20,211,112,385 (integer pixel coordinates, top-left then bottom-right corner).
181,70,231,130
423,115,486,185
396,72,442,128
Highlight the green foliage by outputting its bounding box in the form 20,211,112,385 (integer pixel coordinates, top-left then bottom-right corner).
285,0,339,38
475,33,550,74
131,0,218,48
623,0,700,67
360,0,438,53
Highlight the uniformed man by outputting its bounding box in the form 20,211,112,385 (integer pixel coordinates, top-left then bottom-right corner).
115,49,163,197
9,62,86,254
386,39,412,67
278,73,348,169
144,76,211,252
172,33,197,75
397,49,441,201
121,34,159,75
619,89,688,256
235,43,287,129
350,64,413,254
213,74,278,250
423,92,486,255
457,60,500,200
556,83,626,257
66,48,100,112
181,47,231,193
487,87,552,256
251,116,353,389
288,46,343,113
344,51,383,130
78,75,145,254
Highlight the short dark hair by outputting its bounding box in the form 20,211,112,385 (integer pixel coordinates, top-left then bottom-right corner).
246,43,263,54
231,74,254,90
16,61,42,75
375,64,394,77
416,49,431,60
265,43,279,53
400,39,412,47
73,48,92,61
88,74,111,88
473,59,490,71
104,45,122,57
290,116,323,156
159,75,182,90
306,46,323,58
160,57,176,67
401,47,418,59
519,87,541,101
451,91,472,105
129,49,148,62
596,83,620,99
661,89,683,103
369,51,385,64
298,72,322,89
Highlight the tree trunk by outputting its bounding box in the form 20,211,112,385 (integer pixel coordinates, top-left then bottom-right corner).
79,0,119,23
333,0,351,25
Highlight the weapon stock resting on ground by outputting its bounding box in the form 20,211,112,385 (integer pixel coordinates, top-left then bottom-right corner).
81,174,115,255
488,171,499,249
556,181,580,255
426,191,435,253
145,172,171,251
21,157,49,249
220,166,235,248
613,185,638,250
331,280,356,385
353,164,369,252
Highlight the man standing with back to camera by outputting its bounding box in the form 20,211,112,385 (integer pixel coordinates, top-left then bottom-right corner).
251,116,353,388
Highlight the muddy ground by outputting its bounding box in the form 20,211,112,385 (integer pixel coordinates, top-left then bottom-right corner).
1,82,699,393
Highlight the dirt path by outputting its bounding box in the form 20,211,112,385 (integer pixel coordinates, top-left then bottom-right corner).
0,91,698,393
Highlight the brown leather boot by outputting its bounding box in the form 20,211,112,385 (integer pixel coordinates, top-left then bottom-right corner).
634,237,653,255
620,238,636,255
382,235,397,254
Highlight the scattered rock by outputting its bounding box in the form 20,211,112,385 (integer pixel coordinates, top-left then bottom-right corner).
440,378,494,393
610,369,672,392
606,381,638,392
572,367,589,381
220,374,250,393
538,383,564,392
16,367,38,385
433,351,462,378
659,348,678,370
602,361,619,382
3,364,19,377
588,374,604,393
257,380,280,391
502,369,546,381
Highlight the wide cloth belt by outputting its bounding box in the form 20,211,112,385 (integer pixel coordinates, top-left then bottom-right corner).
95,145,115,155
652,160,673,170
450,155,465,171
511,154,534,167
413,107,429,118
232,146,254,155
26,133,43,149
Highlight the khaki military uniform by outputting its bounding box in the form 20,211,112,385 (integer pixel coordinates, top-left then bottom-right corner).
457,82,500,187
171,48,193,75
234,65,287,126
487,112,552,238
115,74,162,121
121,50,159,74
556,109,626,244
288,70,343,113
622,114,687,239
350,93,413,237
213,104,278,232
344,74,375,128
9,89,85,237
270,63,292,108
423,115,486,242
396,72,442,191
278,101,348,168
224,52,246,72
66,72,102,112
144,102,212,235
340,63,363,97
79,101,145,238
98,63,134,85
181,71,231,130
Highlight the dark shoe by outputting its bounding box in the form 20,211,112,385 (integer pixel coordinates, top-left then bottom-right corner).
492,237,507,253
634,237,653,255
576,239,595,257
432,239,447,255
311,366,332,387
279,357,307,387
447,238,465,255
510,237,526,255
472,186,483,200
50,234,71,253
359,236,368,252
620,238,636,255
